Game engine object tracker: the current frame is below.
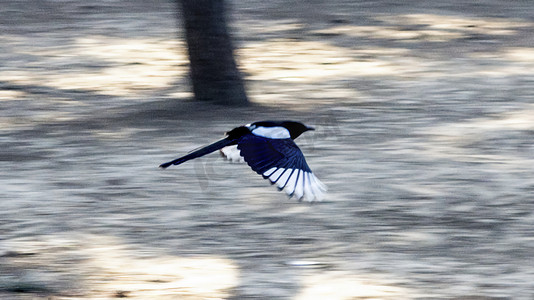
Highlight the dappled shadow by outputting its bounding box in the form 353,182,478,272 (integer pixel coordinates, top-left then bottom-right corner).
2,0,534,299
1,234,418,299
1,234,239,299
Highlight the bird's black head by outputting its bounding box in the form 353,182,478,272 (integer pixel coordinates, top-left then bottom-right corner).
249,120,314,139
280,121,314,139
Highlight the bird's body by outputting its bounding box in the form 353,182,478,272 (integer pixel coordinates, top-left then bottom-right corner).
160,121,326,202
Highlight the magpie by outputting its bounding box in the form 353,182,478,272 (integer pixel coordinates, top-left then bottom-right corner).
160,121,327,202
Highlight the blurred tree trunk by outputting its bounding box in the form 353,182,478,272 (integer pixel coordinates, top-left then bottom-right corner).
178,0,249,106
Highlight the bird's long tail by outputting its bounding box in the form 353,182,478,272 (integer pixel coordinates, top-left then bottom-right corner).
159,138,236,169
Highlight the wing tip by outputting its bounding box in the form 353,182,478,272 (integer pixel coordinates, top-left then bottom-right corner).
285,172,327,203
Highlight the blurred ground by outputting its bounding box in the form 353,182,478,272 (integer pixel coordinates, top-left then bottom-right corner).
1,0,534,299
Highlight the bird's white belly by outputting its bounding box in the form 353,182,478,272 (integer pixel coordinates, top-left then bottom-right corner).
220,145,245,163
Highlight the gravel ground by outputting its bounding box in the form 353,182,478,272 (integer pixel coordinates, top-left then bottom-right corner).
1,0,534,299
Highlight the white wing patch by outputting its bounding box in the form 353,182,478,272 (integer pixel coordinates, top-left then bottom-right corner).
220,145,245,163
270,168,285,182
251,126,291,139
262,167,327,202
263,167,277,177
276,168,293,189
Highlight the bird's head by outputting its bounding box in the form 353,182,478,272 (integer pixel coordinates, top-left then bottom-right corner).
281,121,314,139
247,120,314,140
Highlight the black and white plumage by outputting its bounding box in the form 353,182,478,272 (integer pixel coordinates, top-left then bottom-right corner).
160,121,327,202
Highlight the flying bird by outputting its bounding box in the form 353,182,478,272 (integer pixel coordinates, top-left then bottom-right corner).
160,121,327,202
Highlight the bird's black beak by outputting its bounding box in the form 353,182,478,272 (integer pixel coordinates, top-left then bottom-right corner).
307,126,315,131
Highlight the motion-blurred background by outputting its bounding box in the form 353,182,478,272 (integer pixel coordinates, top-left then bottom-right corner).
1,0,534,299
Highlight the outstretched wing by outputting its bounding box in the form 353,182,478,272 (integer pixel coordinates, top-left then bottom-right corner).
237,134,326,202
